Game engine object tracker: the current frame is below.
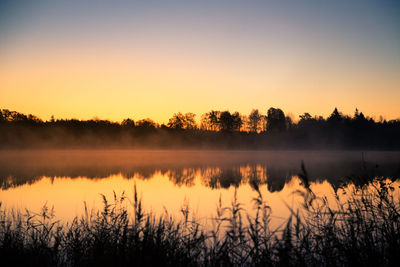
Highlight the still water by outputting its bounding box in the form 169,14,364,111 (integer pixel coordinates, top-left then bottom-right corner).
1,150,399,227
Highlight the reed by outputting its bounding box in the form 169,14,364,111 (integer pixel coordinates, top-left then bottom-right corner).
1,170,399,266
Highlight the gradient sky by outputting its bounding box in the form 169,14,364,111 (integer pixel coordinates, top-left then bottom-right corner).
0,0,399,123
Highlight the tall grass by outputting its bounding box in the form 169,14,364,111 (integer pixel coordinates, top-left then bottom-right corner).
1,169,399,266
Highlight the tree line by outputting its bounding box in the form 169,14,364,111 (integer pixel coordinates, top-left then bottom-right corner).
0,107,399,149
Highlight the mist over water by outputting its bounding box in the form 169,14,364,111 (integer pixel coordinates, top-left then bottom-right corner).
1,150,399,225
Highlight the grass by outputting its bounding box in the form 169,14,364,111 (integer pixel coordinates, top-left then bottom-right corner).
1,166,399,266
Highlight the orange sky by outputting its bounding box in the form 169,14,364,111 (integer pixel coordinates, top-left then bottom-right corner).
1,1,399,123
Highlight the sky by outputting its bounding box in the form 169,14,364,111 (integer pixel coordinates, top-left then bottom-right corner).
0,0,399,123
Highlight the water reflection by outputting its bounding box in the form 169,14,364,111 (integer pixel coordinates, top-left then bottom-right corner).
1,150,399,191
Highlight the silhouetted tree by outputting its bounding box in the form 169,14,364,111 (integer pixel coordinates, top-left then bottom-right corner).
184,113,197,130
219,111,235,132
261,115,268,132
208,110,221,131
248,109,262,132
200,114,211,131
217,111,242,132
200,111,221,131
354,108,366,122
168,113,186,130
285,116,293,130
0,109,42,123
168,112,197,130
267,107,286,132
122,118,135,127
328,107,342,122
136,119,157,129
231,112,243,132
1,108,399,149
299,112,312,121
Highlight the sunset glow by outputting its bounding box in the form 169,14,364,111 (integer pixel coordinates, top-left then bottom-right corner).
1,2,400,265
1,0,399,122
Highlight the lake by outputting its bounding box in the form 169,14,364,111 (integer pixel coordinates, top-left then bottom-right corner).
1,150,399,228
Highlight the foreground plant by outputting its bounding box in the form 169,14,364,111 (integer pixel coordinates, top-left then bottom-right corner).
0,171,399,266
